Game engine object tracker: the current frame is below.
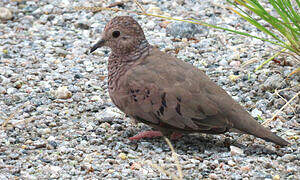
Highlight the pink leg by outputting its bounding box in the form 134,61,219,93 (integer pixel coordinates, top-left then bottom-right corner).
129,131,163,140
129,131,183,141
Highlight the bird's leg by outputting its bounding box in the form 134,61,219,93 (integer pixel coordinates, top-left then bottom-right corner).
129,131,182,140
129,131,163,140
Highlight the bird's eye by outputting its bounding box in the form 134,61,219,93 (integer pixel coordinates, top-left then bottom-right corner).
112,31,120,38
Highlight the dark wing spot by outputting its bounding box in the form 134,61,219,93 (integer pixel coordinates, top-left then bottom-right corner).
175,103,182,115
159,106,164,116
156,111,161,117
177,97,181,102
145,89,150,98
135,116,155,125
161,92,167,107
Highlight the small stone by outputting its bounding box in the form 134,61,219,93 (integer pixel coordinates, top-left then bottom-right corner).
118,153,127,160
229,61,241,67
230,53,240,61
145,20,156,30
0,86,6,94
127,154,137,159
86,66,94,72
90,95,103,102
75,20,90,29
281,154,296,162
42,4,54,14
273,175,280,180
208,173,218,179
47,136,56,141
228,160,236,167
166,21,205,38
7,87,16,94
130,162,141,170
262,74,285,91
60,0,70,7
230,146,244,156
9,153,19,159
100,122,111,129
240,165,250,171
37,128,51,135
229,75,240,82
183,164,195,169
50,165,62,173
14,81,23,89
251,108,262,118
219,59,228,66
33,140,46,148
0,7,13,20
159,21,171,28
96,108,123,122
147,5,163,15
55,86,72,99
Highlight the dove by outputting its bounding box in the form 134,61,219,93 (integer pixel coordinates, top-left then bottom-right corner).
90,16,289,146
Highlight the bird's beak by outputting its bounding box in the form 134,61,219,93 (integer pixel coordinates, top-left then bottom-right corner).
90,39,106,53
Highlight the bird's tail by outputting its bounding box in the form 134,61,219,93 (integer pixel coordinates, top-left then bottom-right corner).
233,114,289,146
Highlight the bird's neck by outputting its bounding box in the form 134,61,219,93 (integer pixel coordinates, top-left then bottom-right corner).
107,40,150,91
118,39,150,61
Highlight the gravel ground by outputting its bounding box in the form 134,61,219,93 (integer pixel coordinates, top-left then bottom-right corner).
0,0,299,179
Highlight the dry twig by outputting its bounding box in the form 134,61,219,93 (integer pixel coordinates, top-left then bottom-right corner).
262,91,299,126
1,101,30,129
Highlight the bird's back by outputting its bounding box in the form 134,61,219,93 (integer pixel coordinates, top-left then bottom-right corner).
124,47,289,146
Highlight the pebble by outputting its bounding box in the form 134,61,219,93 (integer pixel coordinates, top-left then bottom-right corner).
262,74,285,90
6,87,16,94
42,4,54,14
0,86,6,94
0,7,13,20
228,160,236,166
145,20,156,30
208,173,218,179
272,175,280,180
118,153,127,160
166,22,204,38
229,74,240,82
229,60,241,67
219,59,228,66
281,154,296,162
147,5,163,15
230,146,244,156
251,108,262,118
54,86,72,99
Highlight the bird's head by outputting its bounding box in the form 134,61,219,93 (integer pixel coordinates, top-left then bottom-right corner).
90,16,148,55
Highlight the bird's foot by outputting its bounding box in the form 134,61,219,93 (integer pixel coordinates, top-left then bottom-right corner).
129,131,163,140
129,131,182,140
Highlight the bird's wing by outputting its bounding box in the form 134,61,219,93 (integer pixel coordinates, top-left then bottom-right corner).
121,48,233,133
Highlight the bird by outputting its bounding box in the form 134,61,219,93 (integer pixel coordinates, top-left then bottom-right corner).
90,16,289,146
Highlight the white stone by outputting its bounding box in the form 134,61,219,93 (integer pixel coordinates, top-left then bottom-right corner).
251,108,262,118
230,146,244,156
0,7,13,20
55,86,72,99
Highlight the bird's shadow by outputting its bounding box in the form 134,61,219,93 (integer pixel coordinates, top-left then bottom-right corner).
128,133,281,156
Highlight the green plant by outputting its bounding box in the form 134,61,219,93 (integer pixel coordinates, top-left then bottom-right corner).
227,0,299,71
